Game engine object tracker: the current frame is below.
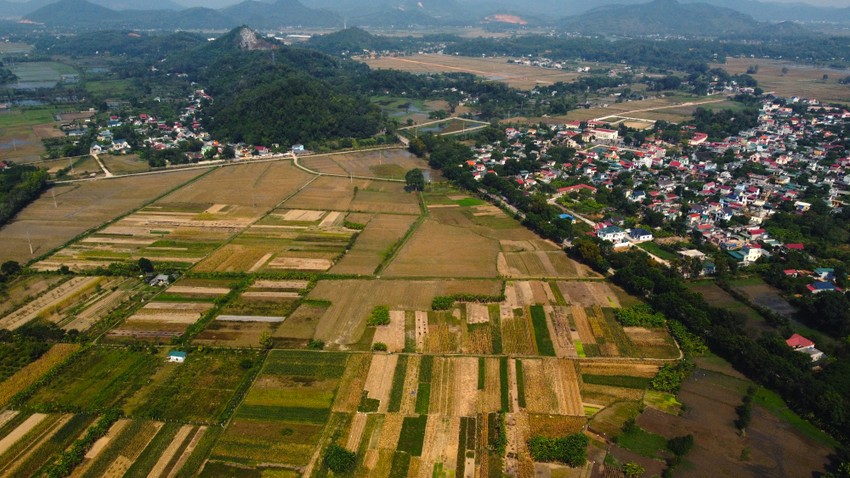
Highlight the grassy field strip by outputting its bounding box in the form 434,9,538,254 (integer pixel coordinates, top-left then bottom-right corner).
70,419,131,478
0,412,18,434
0,343,80,407
165,426,206,478
143,424,193,478
0,276,101,330
0,413,70,477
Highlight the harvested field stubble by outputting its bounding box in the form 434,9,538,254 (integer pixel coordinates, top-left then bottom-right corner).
0,170,204,264
308,279,501,346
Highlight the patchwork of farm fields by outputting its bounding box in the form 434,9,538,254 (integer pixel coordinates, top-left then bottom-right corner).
0,152,691,477
0,169,205,264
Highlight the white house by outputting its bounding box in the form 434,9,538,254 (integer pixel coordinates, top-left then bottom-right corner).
597,226,627,243
167,351,187,363
628,228,653,242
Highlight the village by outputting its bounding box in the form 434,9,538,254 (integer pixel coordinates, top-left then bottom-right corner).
468,95,848,300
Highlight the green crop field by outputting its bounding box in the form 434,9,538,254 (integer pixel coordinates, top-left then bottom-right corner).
397,415,428,456
212,350,348,468
529,305,556,356
128,350,261,423
24,347,161,412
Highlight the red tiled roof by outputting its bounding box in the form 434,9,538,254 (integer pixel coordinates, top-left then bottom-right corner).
786,333,814,349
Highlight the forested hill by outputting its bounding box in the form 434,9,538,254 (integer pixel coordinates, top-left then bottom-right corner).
34,30,206,60
560,0,759,37
166,27,382,147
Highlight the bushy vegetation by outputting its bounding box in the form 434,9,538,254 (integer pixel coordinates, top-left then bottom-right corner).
367,305,390,326
0,162,49,228
431,293,506,311
609,249,850,442
615,304,666,328
0,335,51,382
735,386,758,431
41,410,120,478
527,433,589,466
323,444,356,473
650,361,695,394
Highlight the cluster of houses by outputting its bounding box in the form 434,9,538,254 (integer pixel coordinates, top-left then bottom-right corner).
467,95,849,283
77,88,304,163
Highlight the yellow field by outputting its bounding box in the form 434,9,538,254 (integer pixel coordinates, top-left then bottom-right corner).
361,54,581,90
308,279,502,346
0,169,205,264
382,219,500,278
159,161,313,207
330,214,418,275
719,57,850,104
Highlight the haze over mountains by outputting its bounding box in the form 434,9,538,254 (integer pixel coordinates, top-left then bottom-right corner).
1,0,849,31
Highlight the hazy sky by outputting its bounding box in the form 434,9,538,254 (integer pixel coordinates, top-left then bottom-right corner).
174,0,850,7
769,0,850,5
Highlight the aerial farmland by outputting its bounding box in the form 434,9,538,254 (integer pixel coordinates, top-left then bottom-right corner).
0,149,685,478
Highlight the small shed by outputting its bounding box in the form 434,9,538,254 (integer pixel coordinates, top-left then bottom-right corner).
149,274,171,287
167,351,187,363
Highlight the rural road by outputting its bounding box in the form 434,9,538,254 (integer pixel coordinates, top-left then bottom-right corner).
90,153,113,178
547,199,672,267
52,145,407,185
594,97,728,122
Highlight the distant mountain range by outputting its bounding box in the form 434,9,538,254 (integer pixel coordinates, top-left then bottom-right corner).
16,0,341,29
0,0,847,33
560,0,762,36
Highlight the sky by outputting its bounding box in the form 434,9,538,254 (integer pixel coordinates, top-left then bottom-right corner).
769,0,850,5
174,0,850,7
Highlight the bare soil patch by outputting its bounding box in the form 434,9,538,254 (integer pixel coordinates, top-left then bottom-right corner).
0,413,47,455
557,281,621,308
363,353,398,413
372,310,406,352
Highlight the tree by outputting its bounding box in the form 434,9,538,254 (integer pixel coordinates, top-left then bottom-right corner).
0,260,21,277
323,444,356,473
221,145,236,159
259,331,273,349
138,257,154,273
405,168,425,191
623,462,645,478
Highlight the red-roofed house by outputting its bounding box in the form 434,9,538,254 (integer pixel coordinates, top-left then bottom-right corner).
786,334,825,362
786,333,814,349
690,132,708,146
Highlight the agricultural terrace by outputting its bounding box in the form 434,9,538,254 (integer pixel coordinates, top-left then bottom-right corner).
360,54,581,90
107,277,234,343
0,169,205,264
0,150,694,477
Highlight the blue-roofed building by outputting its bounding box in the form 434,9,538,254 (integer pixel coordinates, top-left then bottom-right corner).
167,351,187,363
813,268,835,281
807,281,838,294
